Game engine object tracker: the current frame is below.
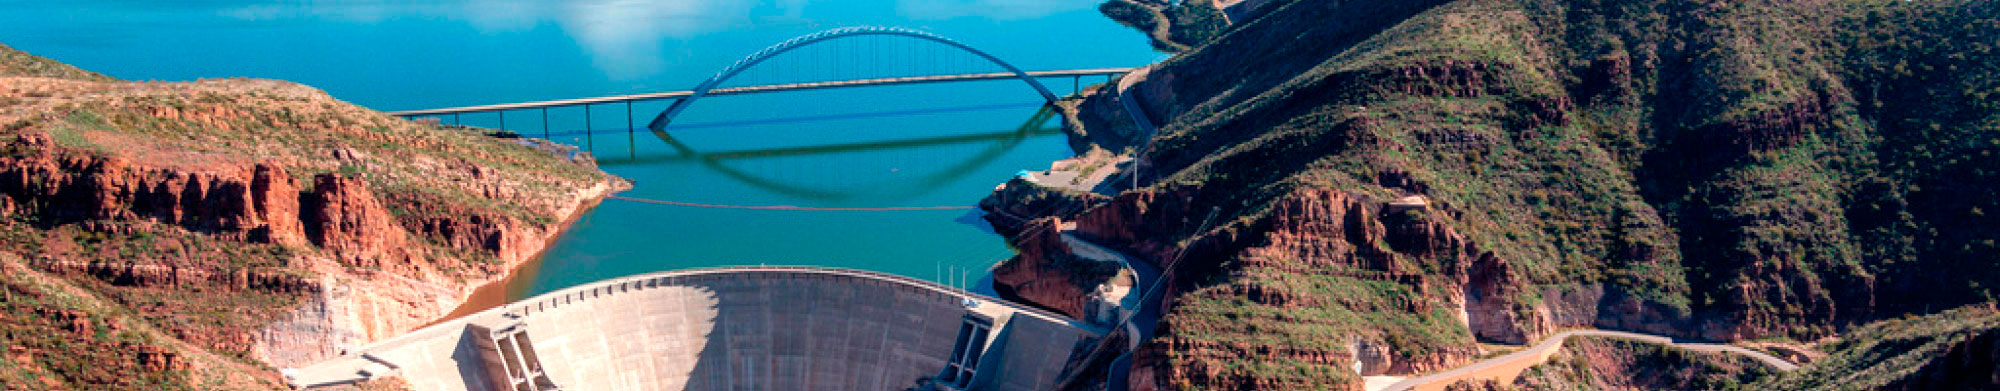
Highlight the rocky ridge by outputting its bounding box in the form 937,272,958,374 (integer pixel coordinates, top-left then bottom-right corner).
0,44,624,389
983,0,2000,389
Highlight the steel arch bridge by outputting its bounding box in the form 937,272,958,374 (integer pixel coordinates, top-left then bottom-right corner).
646,26,1063,132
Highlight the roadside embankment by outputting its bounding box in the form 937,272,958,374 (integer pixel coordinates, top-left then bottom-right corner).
1382,330,1795,391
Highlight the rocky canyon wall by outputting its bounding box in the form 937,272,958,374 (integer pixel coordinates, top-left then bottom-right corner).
0,65,624,381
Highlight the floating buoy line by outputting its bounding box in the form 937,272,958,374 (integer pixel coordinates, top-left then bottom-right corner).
607,195,975,211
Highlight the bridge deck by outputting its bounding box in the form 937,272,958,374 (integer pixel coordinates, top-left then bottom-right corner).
386,68,1131,117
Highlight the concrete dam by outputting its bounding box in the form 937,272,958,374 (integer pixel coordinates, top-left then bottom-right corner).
293,267,1105,391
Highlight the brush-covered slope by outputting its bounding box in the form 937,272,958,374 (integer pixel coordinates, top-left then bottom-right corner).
0,252,288,390
0,44,623,389
985,0,2000,389
1099,0,1231,52
0,43,113,83
1754,305,2000,391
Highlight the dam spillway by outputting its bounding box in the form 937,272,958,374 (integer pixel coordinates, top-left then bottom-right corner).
295,267,1104,391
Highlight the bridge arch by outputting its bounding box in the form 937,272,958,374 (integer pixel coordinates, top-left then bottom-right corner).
647,26,1062,132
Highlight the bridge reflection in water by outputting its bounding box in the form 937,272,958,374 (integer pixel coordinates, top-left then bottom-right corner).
623,104,1061,201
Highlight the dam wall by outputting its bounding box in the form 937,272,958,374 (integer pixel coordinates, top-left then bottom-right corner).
295,267,1102,391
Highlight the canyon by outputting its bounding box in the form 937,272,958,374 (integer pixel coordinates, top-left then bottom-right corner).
6,0,2000,389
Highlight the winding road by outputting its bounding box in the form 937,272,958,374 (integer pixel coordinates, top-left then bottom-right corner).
1108,64,1162,193
1116,65,1160,141
1377,330,1799,391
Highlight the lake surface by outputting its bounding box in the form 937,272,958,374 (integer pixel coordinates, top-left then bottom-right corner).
0,0,1162,298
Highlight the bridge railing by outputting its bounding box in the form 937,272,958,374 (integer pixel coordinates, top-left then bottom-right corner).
648,26,1079,131
383,68,1131,143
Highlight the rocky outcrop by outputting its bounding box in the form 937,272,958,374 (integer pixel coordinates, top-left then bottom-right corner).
0,134,310,243
2,107,619,374
1015,186,1512,387
990,217,1122,319
992,217,1088,317
1061,86,1151,154
27,259,319,293
1070,188,1198,263
409,210,532,265
305,174,406,260
250,164,308,247
979,178,1107,235
0,46,624,388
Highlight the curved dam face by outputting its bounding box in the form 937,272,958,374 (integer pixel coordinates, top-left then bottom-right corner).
296,267,1102,391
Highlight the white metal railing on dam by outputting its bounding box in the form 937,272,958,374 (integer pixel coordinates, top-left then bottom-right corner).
293,265,1103,391
499,266,1083,327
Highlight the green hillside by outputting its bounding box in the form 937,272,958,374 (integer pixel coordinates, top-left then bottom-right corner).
1756,305,2000,391
994,0,2000,388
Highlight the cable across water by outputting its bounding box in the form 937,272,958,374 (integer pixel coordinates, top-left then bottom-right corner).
607,195,974,211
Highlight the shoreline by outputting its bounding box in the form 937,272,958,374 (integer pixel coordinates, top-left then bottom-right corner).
423,180,620,327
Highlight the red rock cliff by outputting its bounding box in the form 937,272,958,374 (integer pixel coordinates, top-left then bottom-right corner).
0,72,625,373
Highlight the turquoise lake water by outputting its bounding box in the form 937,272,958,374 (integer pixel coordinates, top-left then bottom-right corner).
0,0,1162,298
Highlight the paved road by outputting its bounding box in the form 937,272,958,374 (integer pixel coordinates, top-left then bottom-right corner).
1098,59,1163,391
1379,330,1799,391
1056,230,1162,391
1110,65,1161,192
1116,65,1159,139
1019,225,1161,391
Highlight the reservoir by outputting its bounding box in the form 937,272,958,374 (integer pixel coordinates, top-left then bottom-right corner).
0,0,1162,298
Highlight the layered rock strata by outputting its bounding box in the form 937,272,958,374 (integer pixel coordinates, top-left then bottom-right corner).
0,45,625,389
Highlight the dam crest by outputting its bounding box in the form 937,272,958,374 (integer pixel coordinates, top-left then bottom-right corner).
294,266,1104,391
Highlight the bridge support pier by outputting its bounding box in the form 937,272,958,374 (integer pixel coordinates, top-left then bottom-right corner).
626,101,636,157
